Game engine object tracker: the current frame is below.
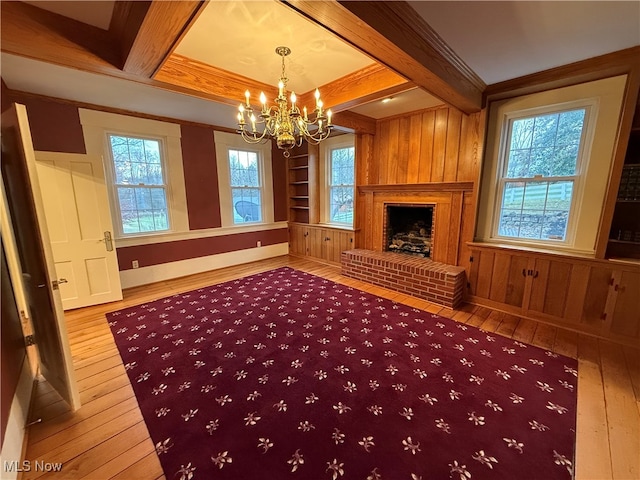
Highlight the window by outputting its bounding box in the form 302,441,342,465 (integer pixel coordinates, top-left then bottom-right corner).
327,143,355,226
495,108,587,242
229,149,262,224
213,131,274,228
107,134,169,234
475,75,627,254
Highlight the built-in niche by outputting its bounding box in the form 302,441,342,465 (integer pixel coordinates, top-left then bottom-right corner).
384,204,435,258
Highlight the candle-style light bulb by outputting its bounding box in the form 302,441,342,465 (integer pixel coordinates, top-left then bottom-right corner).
250,113,257,132
327,109,332,126
303,106,308,120
245,90,250,107
314,89,320,107
259,92,267,114
278,81,284,97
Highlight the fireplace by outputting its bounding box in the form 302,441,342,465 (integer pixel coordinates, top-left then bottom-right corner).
385,204,435,258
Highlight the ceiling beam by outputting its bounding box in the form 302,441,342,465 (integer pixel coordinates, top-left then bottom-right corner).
297,63,413,113
332,110,377,135
156,54,404,131
154,54,280,108
282,0,485,114
1,1,121,74
111,1,207,77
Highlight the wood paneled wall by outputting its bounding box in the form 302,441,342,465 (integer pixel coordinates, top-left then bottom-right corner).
355,105,486,271
369,106,485,185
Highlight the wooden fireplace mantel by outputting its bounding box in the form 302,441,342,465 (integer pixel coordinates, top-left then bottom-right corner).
357,182,475,266
358,182,474,194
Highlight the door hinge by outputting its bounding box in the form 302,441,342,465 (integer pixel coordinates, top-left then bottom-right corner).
25,334,36,346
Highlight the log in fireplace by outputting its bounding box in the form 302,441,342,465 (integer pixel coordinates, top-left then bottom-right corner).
384,204,435,258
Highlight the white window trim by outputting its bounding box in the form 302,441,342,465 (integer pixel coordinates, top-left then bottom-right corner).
476,75,627,255
213,131,274,228
319,134,355,227
79,109,189,239
490,101,596,248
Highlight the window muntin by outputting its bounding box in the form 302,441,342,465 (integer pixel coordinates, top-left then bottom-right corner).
229,149,262,224
328,146,355,226
108,134,169,234
495,108,587,243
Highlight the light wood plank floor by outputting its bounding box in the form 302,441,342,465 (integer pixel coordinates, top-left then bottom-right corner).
18,255,640,479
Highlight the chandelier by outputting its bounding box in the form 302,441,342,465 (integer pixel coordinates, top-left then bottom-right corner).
236,46,333,158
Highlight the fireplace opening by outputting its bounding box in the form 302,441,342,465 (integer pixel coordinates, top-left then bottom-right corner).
385,204,434,258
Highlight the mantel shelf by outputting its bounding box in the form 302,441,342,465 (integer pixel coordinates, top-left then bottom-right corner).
359,182,474,194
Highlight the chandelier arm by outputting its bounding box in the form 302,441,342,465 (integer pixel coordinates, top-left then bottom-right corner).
236,46,332,153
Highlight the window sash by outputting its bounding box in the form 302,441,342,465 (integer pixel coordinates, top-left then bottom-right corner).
327,146,354,226
228,148,263,225
495,177,577,242
492,107,590,245
107,134,170,235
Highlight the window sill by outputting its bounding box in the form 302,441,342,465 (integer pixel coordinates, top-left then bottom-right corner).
115,221,289,248
317,223,355,232
467,240,597,260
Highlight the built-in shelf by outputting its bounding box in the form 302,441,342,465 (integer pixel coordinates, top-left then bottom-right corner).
290,196,309,200
616,199,640,203
288,154,309,159
290,165,308,170
290,206,310,210
290,181,309,185
609,239,640,245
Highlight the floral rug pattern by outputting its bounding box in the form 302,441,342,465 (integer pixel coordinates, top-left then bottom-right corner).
107,267,577,479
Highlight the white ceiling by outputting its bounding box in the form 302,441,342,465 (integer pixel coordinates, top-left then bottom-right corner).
176,1,375,94
410,1,640,85
3,1,639,128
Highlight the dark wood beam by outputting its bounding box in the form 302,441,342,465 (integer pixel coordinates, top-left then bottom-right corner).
111,1,207,77
282,0,485,114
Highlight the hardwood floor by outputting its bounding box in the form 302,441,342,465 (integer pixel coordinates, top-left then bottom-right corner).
18,255,640,479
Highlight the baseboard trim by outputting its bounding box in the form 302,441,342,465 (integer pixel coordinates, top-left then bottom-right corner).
119,243,290,288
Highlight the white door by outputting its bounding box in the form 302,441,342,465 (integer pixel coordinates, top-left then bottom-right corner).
1,103,80,410
35,152,123,310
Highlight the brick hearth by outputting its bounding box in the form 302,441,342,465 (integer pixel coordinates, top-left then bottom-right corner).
341,249,466,308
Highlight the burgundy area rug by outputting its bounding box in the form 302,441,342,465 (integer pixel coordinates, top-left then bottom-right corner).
107,267,577,480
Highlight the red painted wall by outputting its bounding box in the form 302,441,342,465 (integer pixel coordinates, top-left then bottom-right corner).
19,97,86,153
181,124,222,230
116,228,288,269
6,90,290,273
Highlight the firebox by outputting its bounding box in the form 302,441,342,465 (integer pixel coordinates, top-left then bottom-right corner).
384,204,435,258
